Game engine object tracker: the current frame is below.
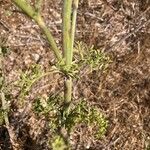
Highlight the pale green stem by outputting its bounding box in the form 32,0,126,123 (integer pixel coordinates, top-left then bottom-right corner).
1,91,9,126
12,0,62,61
71,0,79,58
62,0,73,68
12,0,38,19
62,0,73,104
0,45,9,126
64,77,72,104
35,16,62,61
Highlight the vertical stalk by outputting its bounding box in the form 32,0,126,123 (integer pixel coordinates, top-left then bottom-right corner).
71,0,79,58
62,0,72,68
62,0,73,103
64,77,72,104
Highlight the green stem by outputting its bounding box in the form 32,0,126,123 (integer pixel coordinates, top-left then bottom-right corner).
12,0,38,19
71,0,79,57
1,91,9,126
62,0,73,68
62,0,73,104
64,77,72,104
12,0,62,61
35,16,62,61
24,69,61,95
0,45,9,126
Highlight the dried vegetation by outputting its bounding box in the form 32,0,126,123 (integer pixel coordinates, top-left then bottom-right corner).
0,0,150,149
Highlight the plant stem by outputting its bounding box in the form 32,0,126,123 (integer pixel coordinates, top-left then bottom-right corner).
1,45,19,149
71,0,79,57
24,69,61,95
35,16,62,61
62,0,73,104
12,0,62,61
12,0,38,19
64,77,72,104
62,0,73,67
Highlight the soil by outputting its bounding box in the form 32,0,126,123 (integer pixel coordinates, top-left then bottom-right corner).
0,0,150,150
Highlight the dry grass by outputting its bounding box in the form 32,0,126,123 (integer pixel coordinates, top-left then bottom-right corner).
0,0,150,149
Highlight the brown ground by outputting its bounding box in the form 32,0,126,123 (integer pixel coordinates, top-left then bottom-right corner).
0,0,150,150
